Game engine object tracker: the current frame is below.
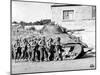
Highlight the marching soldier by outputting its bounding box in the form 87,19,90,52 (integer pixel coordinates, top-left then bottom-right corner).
54,37,64,61
47,38,55,61
32,38,40,61
13,42,18,60
38,37,48,61
27,40,33,61
12,36,65,62
15,39,22,61
11,44,14,59
21,38,29,61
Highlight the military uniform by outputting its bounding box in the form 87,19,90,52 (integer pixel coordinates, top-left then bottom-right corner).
15,44,22,60
39,37,48,61
27,43,32,61
14,39,22,60
21,39,29,60
54,37,64,61
32,40,40,61
47,38,55,61
11,44,14,59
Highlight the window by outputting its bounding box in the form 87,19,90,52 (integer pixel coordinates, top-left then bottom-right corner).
92,6,96,19
63,10,74,20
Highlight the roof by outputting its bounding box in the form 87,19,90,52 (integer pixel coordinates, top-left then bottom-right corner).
51,4,82,7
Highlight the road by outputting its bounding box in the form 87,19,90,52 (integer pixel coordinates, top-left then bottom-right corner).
11,53,96,74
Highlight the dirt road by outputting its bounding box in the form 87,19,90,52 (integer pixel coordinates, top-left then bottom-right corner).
11,53,96,74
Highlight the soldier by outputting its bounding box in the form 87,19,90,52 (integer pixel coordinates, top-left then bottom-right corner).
21,38,29,61
27,40,32,61
32,38,40,62
38,37,48,61
11,44,14,59
31,39,36,61
47,38,55,61
15,40,22,61
54,37,64,61
13,42,17,60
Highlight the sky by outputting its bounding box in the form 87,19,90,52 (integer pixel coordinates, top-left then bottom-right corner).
12,1,53,22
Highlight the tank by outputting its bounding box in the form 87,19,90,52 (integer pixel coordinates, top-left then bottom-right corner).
38,24,93,59
12,23,93,60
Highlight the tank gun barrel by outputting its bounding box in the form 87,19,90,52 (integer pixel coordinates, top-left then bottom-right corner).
66,29,85,32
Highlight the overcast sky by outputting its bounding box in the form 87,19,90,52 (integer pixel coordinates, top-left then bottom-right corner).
12,1,53,22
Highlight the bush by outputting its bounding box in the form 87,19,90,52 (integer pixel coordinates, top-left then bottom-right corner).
29,27,36,31
33,19,51,25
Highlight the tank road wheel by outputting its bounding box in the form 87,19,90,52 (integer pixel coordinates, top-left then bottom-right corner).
65,43,84,60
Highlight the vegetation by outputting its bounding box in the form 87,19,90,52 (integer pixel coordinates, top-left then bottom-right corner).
33,19,51,25
12,19,51,26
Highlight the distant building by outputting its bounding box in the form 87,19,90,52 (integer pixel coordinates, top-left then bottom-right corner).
51,4,96,51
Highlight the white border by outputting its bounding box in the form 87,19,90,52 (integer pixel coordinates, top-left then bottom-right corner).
0,0,100,75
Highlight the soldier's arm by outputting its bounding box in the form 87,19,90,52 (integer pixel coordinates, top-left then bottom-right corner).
38,40,42,45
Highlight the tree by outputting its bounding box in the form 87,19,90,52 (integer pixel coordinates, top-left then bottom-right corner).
33,19,51,25
12,21,18,24
28,22,33,25
19,21,26,28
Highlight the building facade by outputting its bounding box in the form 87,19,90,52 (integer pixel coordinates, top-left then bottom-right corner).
51,5,96,51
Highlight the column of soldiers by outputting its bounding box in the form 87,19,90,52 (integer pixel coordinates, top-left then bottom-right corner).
11,36,64,62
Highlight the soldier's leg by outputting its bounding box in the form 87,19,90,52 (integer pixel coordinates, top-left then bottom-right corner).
13,50,16,59
55,50,60,61
35,51,38,61
28,51,32,61
59,46,63,60
57,53,59,61
50,52,54,61
31,51,33,61
15,51,18,61
54,46,57,61
32,51,36,61
55,52,58,61
28,52,30,61
46,50,49,61
54,52,56,61
59,52,63,61
29,51,32,61
19,52,21,59
54,51,56,61
49,52,52,61
37,50,40,61
54,48,58,61
27,51,30,61
46,49,50,61
18,52,20,59
44,49,48,61
31,51,34,61
25,51,28,60
15,52,17,62
48,51,50,61
56,46,61,60
26,52,28,60
21,51,24,59
30,51,32,61
40,47,44,61
34,51,37,61
12,50,14,59
40,50,42,61
42,49,45,61
16,52,18,59
49,52,51,61
23,51,26,60
22,51,25,59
